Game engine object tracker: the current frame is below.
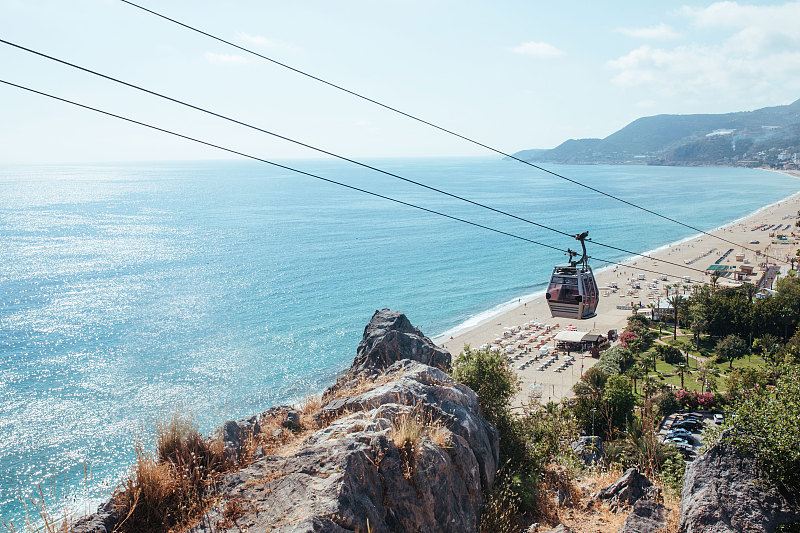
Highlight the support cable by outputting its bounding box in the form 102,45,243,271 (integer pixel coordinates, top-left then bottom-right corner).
118,0,789,265
0,37,728,277
0,77,703,283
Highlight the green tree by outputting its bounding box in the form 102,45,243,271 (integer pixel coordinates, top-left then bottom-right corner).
667,294,685,340
572,367,609,436
756,333,781,367
697,360,720,393
724,366,800,492
452,346,519,423
715,334,749,369
603,375,636,431
741,282,758,304
626,362,646,395
656,343,683,365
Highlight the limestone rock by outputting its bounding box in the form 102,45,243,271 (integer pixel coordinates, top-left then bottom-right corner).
594,467,653,511
571,436,603,467
71,500,118,533
73,311,494,533
680,436,800,533
188,311,497,533
619,499,666,533
352,308,450,375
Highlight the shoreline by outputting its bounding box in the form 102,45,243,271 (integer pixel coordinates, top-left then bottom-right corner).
435,169,800,404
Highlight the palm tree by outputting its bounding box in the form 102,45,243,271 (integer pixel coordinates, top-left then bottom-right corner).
642,376,660,404
667,293,685,340
710,271,721,292
690,318,705,352
682,284,689,295
741,282,758,304
627,362,646,395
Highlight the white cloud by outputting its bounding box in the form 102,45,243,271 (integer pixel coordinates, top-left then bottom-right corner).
616,23,681,40
237,32,273,48
607,2,800,104
511,41,564,57
204,52,249,65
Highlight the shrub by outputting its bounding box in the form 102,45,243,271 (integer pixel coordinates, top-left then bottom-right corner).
619,331,638,348
697,392,715,409
603,375,635,431
654,390,680,418
724,366,800,493
453,348,540,513
114,414,229,533
451,346,519,424
656,344,684,365
595,345,634,376
627,313,651,330
676,389,699,409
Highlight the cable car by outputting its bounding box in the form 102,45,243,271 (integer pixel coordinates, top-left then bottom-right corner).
546,231,598,319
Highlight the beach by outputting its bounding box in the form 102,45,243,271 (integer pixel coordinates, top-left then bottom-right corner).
435,170,800,405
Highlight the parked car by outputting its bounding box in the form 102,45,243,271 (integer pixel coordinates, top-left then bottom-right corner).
667,428,693,439
713,413,724,425
672,420,701,431
665,435,694,447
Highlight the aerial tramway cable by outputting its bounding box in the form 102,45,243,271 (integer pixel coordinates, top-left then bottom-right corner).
0,38,729,279
0,77,701,283
118,0,790,266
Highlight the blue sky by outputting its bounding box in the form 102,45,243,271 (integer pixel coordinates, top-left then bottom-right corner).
1,0,799,163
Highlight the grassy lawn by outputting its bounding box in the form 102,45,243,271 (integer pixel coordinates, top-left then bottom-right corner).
710,354,766,373
654,359,677,374
657,371,705,392
661,335,717,358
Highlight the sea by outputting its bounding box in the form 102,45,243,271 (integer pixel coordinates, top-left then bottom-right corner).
0,158,797,525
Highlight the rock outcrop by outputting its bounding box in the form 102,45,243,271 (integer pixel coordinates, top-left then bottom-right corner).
189,309,498,532
680,436,800,533
619,499,667,533
594,467,655,511
571,436,603,467
74,310,498,533
345,309,450,378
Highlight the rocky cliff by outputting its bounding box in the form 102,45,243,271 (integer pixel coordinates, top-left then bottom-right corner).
76,309,499,533
679,433,800,533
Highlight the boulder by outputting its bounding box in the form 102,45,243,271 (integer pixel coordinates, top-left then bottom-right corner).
71,500,118,533
571,436,603,467
594,467,654,511
188,311,498,533
680,436,800,533
619,499,666,533
351,308,450,375
74,311,494,533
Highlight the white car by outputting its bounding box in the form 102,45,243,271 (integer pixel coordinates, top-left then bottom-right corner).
713,413,724,425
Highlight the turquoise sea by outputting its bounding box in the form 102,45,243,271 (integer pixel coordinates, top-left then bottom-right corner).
1,158,798,524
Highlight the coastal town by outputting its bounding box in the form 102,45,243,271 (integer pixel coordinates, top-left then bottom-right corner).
440,171,800,406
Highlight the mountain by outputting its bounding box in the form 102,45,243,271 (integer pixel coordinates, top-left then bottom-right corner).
513,99,800,168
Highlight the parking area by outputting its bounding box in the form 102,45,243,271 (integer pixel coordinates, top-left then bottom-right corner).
658,410,723,461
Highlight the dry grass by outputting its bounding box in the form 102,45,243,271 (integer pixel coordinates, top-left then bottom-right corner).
391,407,451,482
535,465,680,533
1,485,73,533
323,371,396,404
113,414,231,533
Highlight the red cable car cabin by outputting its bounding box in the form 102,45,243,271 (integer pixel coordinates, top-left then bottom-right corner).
545,231,599,319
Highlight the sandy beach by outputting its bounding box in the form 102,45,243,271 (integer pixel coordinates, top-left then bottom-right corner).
435,170,800,406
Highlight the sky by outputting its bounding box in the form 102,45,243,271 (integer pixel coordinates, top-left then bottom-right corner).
1,0,799,164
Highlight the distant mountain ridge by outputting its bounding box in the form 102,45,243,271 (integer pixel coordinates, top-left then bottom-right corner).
513,99,800,168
